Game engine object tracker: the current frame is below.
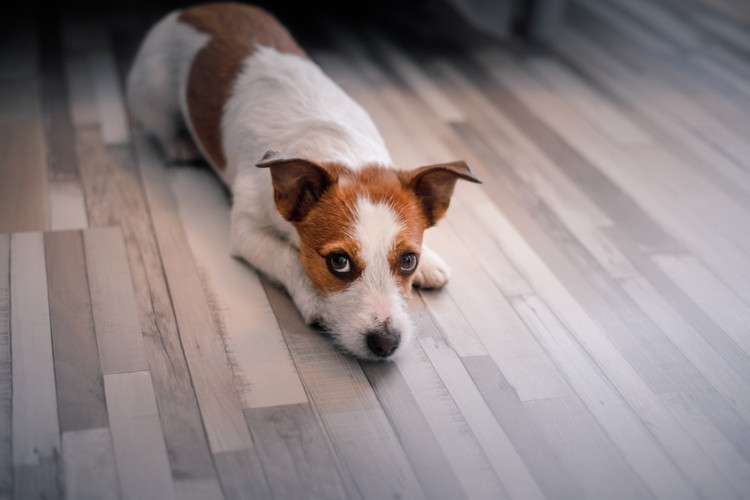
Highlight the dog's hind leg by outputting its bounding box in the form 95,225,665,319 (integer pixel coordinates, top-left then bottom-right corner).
126,12,206,162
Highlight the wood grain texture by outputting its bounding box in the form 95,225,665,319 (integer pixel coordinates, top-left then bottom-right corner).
74,124,217,479
655,254,750,359
462,355,583,500
168,166,307,409
10,233,61,497
173,479,225,500
213,449,272,500
84,227,149,374
363,334,491,500
0,235,10,499
0,79,49,233
50,181,89,230
10,233,61,465
104,371,175,500
45,230,108,432
412,311,545,500
14,464,59,500
244,404,349,500
3,2,750,498
262,280,425,500
62,428,120,500
136,131,254,453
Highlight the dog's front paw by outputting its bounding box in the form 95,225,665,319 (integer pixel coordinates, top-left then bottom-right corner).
292,284,325,326
413,247,452,289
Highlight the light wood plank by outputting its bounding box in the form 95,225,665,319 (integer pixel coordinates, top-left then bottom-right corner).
463,355,583,500
46,230,108,431
10,233,61,465
362,353,472,500
262,280,425,500
50,181,89,230
397,311,517,500
76,125,218,480
527,58,652,146
244,404,349,500
0,80,49,233
477,47,750,305
136,132,254,453
168,166,307,409
620,271,750,417
655,254,750,359
173,479,224,500
424,221,570,401
62,427,120,500
213,450,272,500
10,233,61,497
0,235,11,499
84,227,148,374
14,465,59,500
509,290,717,499
415,332,546,500
104,371,175,500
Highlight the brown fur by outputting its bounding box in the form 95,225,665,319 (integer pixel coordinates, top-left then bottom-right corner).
179,3,306,170
257,153,479,295
296,165,428,295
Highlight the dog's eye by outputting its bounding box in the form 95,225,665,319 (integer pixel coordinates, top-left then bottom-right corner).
400,253,419,274
327,252,351,274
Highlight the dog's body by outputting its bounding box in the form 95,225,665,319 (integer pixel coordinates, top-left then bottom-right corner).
127,3,479,359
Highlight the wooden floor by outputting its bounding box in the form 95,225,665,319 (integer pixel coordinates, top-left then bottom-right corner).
2,0,750,498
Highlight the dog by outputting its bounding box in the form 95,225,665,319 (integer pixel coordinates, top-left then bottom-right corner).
127,2,480,360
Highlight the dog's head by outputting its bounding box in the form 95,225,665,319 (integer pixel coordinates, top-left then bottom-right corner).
257,152,480,360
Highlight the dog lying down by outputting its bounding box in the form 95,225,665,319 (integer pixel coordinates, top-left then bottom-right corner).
127,2,481,360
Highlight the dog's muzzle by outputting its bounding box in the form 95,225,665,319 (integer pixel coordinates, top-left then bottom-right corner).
365,322,401,358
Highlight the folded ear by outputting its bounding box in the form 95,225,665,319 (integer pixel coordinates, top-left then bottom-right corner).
401,160,481,226
257,153,336,222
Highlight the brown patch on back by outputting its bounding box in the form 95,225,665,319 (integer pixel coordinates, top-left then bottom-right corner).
179,3,306,170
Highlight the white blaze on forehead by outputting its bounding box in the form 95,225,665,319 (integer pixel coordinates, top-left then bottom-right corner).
352,197,404,267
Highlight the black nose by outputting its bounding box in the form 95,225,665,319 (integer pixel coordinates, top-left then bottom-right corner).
366,330,401,358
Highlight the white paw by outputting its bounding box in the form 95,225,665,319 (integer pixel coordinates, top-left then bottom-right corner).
413,247,451,289
290,278,325,326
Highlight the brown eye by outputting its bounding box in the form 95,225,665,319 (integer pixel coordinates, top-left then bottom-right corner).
400,253,419,274
327,252,351,275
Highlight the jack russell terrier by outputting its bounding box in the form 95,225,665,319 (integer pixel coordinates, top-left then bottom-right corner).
127,2,480,360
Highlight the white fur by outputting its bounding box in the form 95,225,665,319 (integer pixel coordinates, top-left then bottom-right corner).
127,10,450,359
318,198,413,359
126,13,209,160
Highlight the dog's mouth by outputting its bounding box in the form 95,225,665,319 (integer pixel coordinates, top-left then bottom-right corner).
314,323,401,361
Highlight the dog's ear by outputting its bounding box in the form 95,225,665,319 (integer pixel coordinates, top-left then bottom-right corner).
401,160,481,226
257,153,336,222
